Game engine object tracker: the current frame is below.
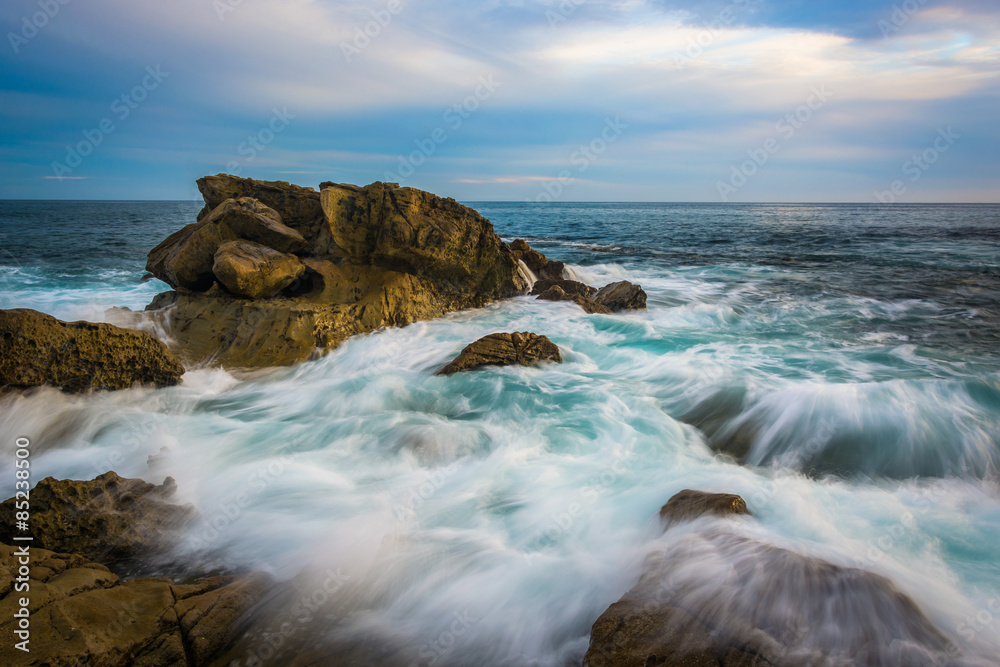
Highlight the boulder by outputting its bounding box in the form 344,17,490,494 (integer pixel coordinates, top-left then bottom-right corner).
530,278,596,298
140,176,534,369
0,543,272,667
509,238,565,281
197,174,326,246
437,332,561,375
146,197,306,290
584,492,957,667
535,285,612,315
0,472,193,572
212,240,306,299
593,280,647,311
320,181,524,297
658,489,752,526
0,309,184,392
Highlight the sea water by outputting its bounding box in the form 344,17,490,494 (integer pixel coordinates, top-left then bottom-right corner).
1,201,999,665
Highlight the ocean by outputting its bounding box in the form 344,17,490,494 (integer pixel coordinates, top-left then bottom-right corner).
2,201,1000,665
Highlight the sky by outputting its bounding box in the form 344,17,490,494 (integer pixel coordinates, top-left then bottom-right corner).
1,0,998,202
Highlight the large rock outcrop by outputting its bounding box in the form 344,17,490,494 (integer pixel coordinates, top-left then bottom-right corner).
437,332,562,375
0,472,193,572
0,543,272,667
583,491,961,667
141,175,530,368
0,309,184,392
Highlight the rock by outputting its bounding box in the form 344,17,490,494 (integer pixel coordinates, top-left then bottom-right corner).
658,489,751,526
536,285,612,315
436,332,561,375
140,176,533,369
0,472,193,572
0,543,272,667
147,197,306,290
212,240,306,299
197,174,326,246
509,238,565,281
593,280,647,312
0,309,184,392
530,278,597,298
320,181,524,297
584,494,957,667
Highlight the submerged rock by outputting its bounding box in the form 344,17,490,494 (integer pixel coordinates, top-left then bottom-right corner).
142,175,529,368
0,543,272,667
0,309,184,392
592,280,647,312
584,491,960,667
0,472,193,572
212,239,306,299
437,332,562,375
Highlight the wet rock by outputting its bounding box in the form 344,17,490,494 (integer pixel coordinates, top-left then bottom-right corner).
0,472,193,572
147,197,307,290
212,240,306,299
0,309,184,392
509,238,565,281
536,285,612,315
0,543,273,667
592,280,647,312
584,493,958,667
530,278,597,298
141,176,530,369
437,332,561,375
658,489,751,526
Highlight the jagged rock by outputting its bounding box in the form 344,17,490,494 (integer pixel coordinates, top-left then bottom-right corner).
0,543,272,667
147,197,306,290
593,280,647,311
320,181,524,297
536,285,612,315
437,332,561,375
0,472,192,572
530,278,597,298
509,239,565,281
584,493,957,667
140,176,531,369
658,489,751,526
197,174,327,246
212,240,306,299
0,309,184,392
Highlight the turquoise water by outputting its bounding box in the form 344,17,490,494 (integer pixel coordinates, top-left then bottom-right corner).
1,201,999,665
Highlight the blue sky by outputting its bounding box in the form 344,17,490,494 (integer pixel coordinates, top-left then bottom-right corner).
1,0,997,201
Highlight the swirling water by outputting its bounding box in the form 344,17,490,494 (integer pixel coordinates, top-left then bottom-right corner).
1,201,1000,665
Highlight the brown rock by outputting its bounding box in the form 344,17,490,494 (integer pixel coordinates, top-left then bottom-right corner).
0,472,193,571
0,543,272,667
593,280,647,311
146,197,306,290
213,240,306,299
436,332,561,375
535,285,612,315
197,174,327,246
0,309,184,392
658,489,751,526
321,182,525,298
530,278,597,298
509,238,565,281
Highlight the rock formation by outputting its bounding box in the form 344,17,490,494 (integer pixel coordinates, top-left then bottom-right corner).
583,491,959,667
0,308,185,392
532,278,647,315
0,543,272,667
142,175,531,368
509,238,565,281
437,332,562,375
0,472,193,572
